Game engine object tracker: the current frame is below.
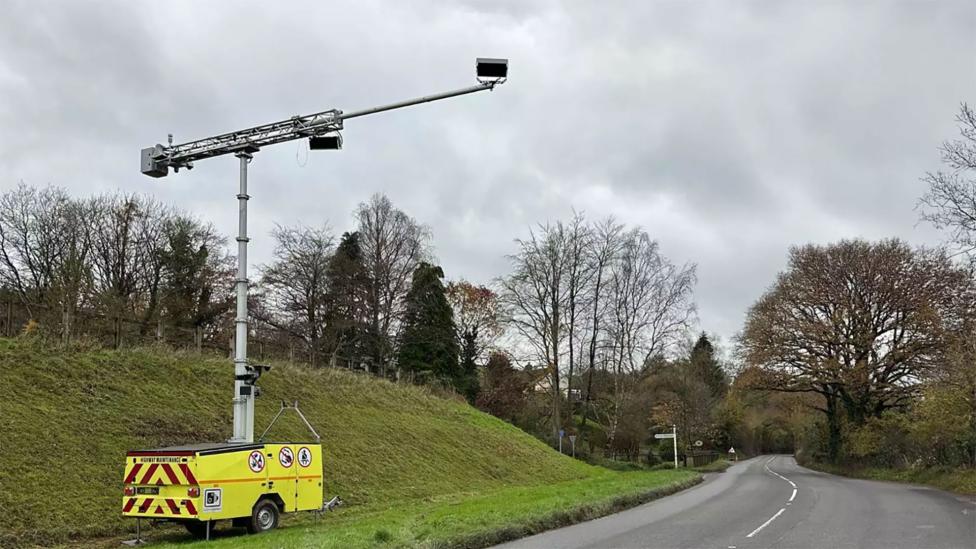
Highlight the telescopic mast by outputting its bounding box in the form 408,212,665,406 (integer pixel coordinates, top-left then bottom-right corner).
139,59,508,443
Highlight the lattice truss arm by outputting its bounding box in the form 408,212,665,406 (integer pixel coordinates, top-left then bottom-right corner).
141,109,343,176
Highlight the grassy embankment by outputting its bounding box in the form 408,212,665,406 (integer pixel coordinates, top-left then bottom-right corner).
0,338,699,548
803,461,976,495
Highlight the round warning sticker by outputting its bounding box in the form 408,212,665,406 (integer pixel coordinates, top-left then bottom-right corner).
248,450,266,473
279,447,295,468
297,446,312,468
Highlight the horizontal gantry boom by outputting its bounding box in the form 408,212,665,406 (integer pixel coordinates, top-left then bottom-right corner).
141,81,498,177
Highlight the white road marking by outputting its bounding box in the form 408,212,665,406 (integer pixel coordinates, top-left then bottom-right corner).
747,507,785,538
744,457,799,539
764,458,798,489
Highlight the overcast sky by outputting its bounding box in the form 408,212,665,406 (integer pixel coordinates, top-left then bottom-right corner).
1,1,973,346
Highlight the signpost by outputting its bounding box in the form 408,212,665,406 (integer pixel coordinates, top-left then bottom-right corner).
559,429,565,454
654,425,678,468
568,434,577,457
728,446,737,462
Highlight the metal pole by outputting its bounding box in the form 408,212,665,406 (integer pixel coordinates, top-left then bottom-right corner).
339,82,494,121
673,424,678,469
231,152,253,443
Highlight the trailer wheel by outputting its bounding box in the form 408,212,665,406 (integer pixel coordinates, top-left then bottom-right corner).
247,499,280,534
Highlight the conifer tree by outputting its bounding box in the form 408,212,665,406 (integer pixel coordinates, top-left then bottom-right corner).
397,262,460,384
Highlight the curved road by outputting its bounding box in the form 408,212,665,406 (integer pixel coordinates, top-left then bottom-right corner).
494,456,975,549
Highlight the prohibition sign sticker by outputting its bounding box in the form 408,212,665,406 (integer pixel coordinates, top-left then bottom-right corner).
279,447,295,468
297,446,312,468
248,450,266,473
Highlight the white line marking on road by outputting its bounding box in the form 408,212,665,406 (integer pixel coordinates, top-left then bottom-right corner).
765,459,797,489
747,507,785,538
744,457,799,539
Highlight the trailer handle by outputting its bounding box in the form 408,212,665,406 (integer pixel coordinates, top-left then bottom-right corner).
258,400,321,443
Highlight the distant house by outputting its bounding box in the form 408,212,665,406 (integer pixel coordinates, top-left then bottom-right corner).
523,364,583,400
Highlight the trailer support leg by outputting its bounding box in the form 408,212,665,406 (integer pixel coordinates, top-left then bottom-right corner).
120,518,145,546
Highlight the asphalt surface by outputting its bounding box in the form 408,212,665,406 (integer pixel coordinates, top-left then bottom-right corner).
494,455,975,549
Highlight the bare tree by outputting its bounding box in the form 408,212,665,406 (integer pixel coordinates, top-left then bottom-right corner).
604,229,696,452
563,212,594,408
0,184,97,340
53,196,98,343
258,224,334,368
356,193,430,376
920,103,976,262
90,194,157,347
135,197,172,338
500,223,572,446
0,184,64,315
579,217,624,434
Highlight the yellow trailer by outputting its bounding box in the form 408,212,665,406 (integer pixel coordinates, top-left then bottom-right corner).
122,441,327,538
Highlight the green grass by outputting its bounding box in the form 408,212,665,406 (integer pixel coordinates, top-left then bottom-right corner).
805,462,976,495
152,469,700,548
0,339,700,547
691,460,733,473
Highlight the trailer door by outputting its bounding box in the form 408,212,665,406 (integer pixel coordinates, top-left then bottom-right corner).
267,444,298,511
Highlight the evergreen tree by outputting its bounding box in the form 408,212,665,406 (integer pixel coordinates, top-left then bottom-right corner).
322,231,368,368
160,216,231,338
689,333,728,398
396,262,460,385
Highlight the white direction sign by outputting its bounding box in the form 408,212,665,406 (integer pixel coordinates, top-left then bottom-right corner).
654,433,675,439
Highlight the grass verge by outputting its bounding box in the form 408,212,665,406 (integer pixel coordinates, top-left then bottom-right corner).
148,469,701,548
692,459,733,473
804,462,976,495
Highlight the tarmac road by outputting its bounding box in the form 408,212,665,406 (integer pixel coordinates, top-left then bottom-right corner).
494,455,975,549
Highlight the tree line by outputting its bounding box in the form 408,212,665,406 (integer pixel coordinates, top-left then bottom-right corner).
497,214,700,455
0,184,231,348
0,181,714,459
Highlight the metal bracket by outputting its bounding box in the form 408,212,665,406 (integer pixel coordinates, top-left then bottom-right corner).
258,400,321,443
321,495,343,512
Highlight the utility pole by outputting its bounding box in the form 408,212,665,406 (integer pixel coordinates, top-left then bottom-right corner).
140,59,509,443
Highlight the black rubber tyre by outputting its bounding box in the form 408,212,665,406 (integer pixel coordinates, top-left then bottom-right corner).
183,520,212,539
247,499,280,534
